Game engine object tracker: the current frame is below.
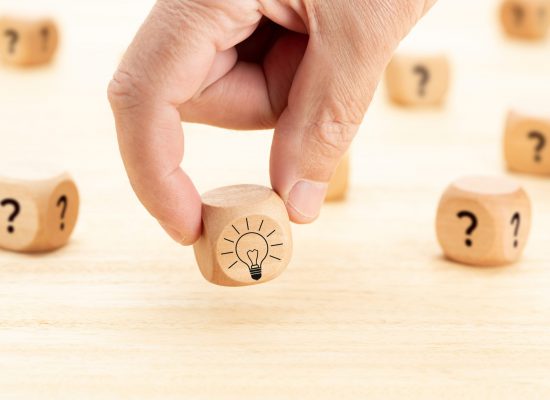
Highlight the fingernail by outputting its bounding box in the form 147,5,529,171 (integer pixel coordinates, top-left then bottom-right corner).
287,180,328,221
159,221,186,244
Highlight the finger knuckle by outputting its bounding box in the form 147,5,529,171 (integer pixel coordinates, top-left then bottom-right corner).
107,69,147,112
307,98,362,157
309,120,356,157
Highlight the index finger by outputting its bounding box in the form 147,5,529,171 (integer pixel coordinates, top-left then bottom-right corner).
108,1,254,244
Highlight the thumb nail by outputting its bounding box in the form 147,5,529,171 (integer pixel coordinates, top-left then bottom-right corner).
286,180,327,223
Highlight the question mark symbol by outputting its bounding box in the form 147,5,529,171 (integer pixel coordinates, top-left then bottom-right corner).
457,210,478,247
40,27,49,51
528,131,546,163
512,4,525,25
413,65,430,97
57,195,67,231
4,29,19,54
510,212,521,248
1,198,20,234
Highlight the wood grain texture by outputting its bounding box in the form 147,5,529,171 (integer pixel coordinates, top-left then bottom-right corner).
1,0,550,398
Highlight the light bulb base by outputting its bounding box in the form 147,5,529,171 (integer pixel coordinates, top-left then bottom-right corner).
249,265,262,281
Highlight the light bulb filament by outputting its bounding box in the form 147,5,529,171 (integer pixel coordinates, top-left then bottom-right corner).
247,249,259,266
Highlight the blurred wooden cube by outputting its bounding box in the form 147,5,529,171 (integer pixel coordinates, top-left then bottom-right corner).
0,16,59,66
326,153,350,202
500,0,550,40
504,110,550,176
385,52,450,107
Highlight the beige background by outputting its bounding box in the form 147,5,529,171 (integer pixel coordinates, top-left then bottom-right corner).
1,0,550,398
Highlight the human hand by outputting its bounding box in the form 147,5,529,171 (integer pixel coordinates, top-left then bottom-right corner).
108,0,437,245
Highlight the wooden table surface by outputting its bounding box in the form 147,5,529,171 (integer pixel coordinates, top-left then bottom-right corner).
1,0,550,398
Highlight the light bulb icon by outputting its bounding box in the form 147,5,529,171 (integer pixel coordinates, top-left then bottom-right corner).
219,216,284,282
235,233,268,280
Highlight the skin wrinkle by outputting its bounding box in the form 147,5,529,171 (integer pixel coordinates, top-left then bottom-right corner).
108,70,146,112
116,4,215,108
295,3,379,116
308,120,358,157
135,6,194,86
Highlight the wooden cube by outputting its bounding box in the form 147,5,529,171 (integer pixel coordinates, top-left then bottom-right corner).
193,185,292,286
326,153,350,202
436,176,531,267
0,167,79,252
385,52,450,107
0,16,59,66
504,110,550,176
500,0,550,40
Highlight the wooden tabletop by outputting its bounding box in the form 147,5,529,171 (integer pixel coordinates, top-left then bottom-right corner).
1,0,550,398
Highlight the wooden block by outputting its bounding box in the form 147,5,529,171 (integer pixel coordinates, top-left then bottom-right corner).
500,0,550,40
0,16,59,66
504,110,550,176
0,166,79,252
193,185,292,286
325,153,350,202
385,52,450,107
436,176,531,267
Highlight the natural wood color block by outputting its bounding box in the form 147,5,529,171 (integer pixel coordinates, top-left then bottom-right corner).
0,16,59,66
385,52,450,107
326,153,350,202
500,0,550,40
436,176,531,267
504,110,550,176
193,185,292,286
0,167,79,252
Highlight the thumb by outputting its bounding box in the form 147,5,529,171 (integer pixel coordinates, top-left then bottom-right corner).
270,10,391,223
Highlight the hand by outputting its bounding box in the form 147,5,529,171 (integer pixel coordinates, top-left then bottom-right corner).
108,0,437,245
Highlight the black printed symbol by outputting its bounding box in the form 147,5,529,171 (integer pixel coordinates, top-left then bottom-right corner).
220,217,283,281
57,195,67,231
512,4,525,25
538,7,546,23
413,65,430,97
511,212,521,248
457,210,478,247
1,198,20,234
40,27,49,51
528,131,546,163
4,29,18,54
